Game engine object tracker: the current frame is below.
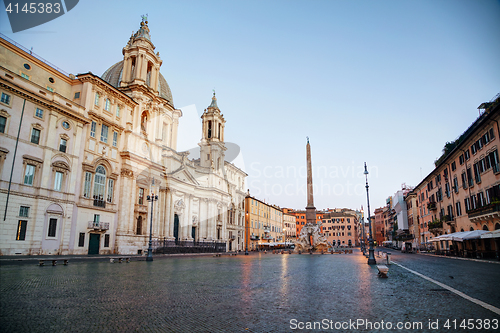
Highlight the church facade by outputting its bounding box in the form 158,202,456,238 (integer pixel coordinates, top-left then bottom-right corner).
0,19,246,256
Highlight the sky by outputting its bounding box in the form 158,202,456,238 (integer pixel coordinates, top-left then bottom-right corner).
1,0,499,213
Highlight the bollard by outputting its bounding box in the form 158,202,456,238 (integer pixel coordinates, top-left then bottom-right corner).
386,252,391,265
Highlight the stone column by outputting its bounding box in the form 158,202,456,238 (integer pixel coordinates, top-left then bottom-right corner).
186,195,193,241
305,138,316,226
152,65,159,91
171,119,179,150
168,195,176,239
140,55,148,81
154,186,161,238
200,198,208,239
122,56,131,83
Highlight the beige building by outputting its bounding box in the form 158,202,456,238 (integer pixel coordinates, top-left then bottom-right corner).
405,191,420,249
283,212,296,244
410,95,500,257
321,212,359,247
244,194,284,250
0,35,88,255
0,19,247,255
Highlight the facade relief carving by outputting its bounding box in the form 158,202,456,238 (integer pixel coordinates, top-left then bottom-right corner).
120,168,134,178
174,199,185,214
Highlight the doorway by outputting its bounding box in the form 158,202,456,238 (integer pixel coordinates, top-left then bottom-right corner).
174,214,179,243
88,234,100,254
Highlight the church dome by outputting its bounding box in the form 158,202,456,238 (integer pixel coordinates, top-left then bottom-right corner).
101,61,174,106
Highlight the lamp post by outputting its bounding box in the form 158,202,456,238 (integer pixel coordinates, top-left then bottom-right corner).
146,191,158,262
284,227,287,249
245,212,249,255
361,217,367,255
364,162,376,265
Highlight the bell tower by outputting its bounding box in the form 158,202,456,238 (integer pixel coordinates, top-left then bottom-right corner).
200,92,226,170
120,16,162,92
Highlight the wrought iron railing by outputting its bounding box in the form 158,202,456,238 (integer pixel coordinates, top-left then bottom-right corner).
93,199,106,208
468,204,500,219
87,221,110,230
153,238,226,254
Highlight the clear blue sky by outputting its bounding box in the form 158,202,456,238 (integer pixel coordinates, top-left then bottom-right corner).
1,0,499,213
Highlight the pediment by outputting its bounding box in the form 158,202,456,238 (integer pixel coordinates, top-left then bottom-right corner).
169,167,199,185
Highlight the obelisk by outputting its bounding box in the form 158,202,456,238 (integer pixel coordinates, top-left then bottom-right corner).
305,137,316,225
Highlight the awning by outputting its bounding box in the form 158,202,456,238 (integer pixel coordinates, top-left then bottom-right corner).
429,234,452,242
450,231,475,242
461,230,488,240
430,230,489,242
480,229,500,239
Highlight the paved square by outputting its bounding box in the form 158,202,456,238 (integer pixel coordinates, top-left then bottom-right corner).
1,251,499,332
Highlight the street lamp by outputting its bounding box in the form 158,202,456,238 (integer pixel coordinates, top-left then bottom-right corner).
146,191,158,262
245,212,249,255
364,162,376,265
284,227,287,249
361,217,367,255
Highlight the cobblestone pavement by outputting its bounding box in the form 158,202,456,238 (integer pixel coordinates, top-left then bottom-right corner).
1,250,499,333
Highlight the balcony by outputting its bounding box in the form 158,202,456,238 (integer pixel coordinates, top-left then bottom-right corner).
262,234,273,240
230,235,236,240
250,235,260,240
468,204,500,223
429,227,443,236
428,219,443,230
263,227,271,233
442,215,451,222
88,221,110,230
93,199,106,208
427,202,437,210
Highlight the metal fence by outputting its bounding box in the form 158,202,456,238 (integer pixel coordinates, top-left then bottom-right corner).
153,238,226,254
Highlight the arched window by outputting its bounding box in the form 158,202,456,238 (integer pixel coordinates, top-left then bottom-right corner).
218,123,221,139
495,223,500,230
93,166,106,206
146,62,152,86
104,98,111,112
85,164,114,207
130,56,136,80
208,121,212,139
483,225,489,231
229,207,234,224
